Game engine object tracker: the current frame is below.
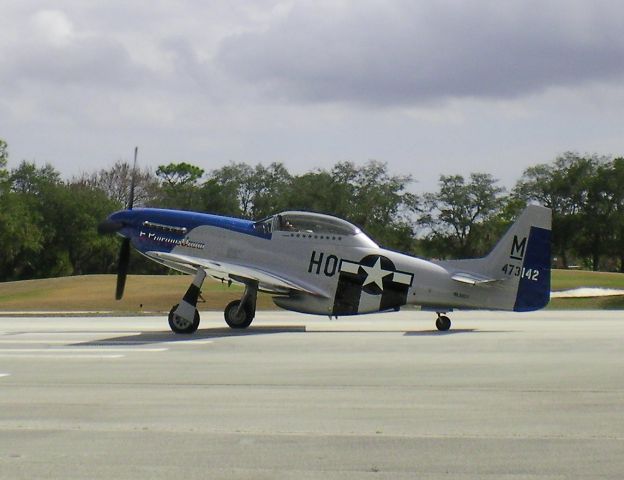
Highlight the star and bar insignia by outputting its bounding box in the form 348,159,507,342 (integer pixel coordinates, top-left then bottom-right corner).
333,255,414,315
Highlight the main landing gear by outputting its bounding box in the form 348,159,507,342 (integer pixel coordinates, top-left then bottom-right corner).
224,280,258,329
435,313,451,331
167,271,259,334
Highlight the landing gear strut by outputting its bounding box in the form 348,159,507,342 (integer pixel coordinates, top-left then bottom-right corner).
435,313,451,331
168,269,206,334
224,280,258,329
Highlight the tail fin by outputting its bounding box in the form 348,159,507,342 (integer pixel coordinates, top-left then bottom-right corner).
438,205,552,311
488,205,551,311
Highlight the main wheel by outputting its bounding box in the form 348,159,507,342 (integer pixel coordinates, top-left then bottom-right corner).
436,315,451,331
168,304,200,334
224,300,254,329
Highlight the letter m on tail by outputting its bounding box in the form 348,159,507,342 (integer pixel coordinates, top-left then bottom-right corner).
510,235,527,260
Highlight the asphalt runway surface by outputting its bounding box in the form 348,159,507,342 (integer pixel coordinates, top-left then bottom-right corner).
0,310,622,479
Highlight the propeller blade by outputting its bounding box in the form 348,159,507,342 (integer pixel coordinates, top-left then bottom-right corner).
116,238,131,300
128,146,137,210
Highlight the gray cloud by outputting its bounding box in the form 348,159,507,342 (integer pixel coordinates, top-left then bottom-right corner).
217,1,624,105
0,9,153,92
7,38,146,89
0,1,622,189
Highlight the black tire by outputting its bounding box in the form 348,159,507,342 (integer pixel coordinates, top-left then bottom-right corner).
168,304,200,334
436,315,451,331
224,300,254,329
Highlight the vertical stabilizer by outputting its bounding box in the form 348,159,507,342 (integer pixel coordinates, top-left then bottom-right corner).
437,205,552,311
487,205,552,311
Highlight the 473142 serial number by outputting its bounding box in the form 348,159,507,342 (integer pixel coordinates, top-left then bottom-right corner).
501,264,540,281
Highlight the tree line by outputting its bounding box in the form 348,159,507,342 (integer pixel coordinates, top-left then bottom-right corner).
0,138,622,281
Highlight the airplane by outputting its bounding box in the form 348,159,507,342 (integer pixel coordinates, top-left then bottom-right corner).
98,152,552,334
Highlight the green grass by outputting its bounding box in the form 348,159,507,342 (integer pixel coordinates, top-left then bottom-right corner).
0,269,623,312
0,275,275,313
551,269,624,290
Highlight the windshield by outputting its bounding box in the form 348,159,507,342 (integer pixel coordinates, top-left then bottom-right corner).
273,212,359,236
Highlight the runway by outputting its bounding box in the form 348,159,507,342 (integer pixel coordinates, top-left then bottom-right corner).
0,310,622,479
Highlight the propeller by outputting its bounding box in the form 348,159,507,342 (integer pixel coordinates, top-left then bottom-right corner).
115,146,138,299
98,147,138,300
116,238,131,300
128,146,137,210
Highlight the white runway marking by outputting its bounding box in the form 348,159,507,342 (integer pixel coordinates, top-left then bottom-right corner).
0,339,212,345
0,348,168,353
0,340,142,345
0,354,124,359
0,373,10,378
81,339,214,345
0,340,73,344
0,332,143,337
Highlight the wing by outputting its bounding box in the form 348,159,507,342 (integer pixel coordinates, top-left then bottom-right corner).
146,251,329,297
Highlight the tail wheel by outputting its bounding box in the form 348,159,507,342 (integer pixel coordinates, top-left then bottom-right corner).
436,315,451,331
168,304,200,334
224,300,254,329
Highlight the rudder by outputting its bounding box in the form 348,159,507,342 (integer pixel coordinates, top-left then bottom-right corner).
513,224,551,311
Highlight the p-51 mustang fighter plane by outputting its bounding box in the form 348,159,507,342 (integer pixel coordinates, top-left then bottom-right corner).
99,178,552,334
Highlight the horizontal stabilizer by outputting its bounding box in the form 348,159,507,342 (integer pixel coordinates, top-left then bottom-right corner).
451,272,499,285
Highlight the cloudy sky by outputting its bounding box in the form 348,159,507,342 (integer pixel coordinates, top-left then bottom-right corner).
1,0,623,192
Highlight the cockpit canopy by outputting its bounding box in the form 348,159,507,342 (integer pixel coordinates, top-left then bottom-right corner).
254,211,375,244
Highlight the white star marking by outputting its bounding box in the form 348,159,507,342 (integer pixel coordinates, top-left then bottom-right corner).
361,258,392,290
